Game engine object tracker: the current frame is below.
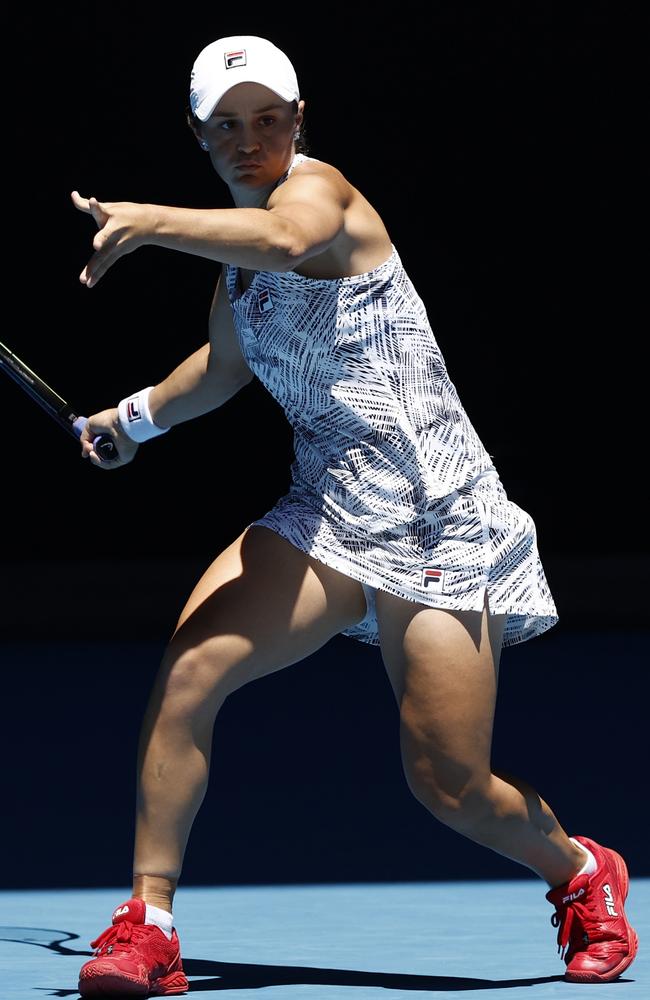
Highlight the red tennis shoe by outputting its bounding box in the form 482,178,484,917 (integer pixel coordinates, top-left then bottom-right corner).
78,897,188,996
545,835,638,983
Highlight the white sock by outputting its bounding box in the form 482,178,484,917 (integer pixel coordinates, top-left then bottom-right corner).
144,902,173,940
570,837,598,876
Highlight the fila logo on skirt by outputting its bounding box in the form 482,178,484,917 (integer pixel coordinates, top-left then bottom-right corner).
422,567,446,591
258,289,274,312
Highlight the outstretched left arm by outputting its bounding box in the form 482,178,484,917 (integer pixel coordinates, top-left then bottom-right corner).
71,170,346,289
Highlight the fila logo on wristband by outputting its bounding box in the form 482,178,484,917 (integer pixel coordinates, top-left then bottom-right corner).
118,386,170,443
126,397,142,422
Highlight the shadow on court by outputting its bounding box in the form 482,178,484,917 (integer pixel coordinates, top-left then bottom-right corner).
1,873,647,999
0,926,575,994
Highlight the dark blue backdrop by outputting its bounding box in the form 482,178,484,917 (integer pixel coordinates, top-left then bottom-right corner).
2,626,648,889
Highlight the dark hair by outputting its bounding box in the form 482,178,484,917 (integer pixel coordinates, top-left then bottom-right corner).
184,99,310,155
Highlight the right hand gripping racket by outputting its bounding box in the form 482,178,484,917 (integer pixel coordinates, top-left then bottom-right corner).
0,339,120,462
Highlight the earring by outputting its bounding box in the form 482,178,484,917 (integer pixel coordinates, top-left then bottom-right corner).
200,140,209,150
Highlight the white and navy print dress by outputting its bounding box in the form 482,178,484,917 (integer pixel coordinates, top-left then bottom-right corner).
224,152,559,648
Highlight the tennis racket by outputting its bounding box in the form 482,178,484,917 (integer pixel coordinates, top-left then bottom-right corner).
0,339,119,462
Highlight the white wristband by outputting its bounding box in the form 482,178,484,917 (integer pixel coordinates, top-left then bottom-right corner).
117,386,171,443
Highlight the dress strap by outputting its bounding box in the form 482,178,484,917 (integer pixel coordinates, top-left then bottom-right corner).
274,152,312,190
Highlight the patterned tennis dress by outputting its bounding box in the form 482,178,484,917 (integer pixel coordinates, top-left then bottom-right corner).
225,152,559,647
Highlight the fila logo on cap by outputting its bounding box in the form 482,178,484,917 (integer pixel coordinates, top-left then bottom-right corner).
225,49,247,69
258,289,274,312
422,567,446,591
126,398,142,422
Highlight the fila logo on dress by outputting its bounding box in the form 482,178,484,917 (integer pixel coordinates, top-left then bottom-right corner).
422,567,446,591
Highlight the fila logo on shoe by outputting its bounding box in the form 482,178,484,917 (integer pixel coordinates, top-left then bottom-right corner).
562,887,585,904
603,883,619,916
113,905,130,918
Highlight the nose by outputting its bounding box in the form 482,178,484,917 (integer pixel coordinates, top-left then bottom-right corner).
237,122,261,154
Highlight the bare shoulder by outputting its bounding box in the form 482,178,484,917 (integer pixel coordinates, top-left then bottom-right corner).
267,156,352,208
268,155,394,279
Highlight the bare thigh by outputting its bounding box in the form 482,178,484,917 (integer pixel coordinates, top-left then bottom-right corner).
145,525,368,727
375,588,508,810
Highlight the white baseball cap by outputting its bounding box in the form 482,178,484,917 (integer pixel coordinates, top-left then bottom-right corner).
189,35,300,123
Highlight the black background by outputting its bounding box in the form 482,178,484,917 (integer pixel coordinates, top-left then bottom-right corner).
1,1,645,562
2,4,648,889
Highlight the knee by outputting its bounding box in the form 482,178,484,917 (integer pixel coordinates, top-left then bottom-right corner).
400,722,492,830
154,636,232,720
403,758,490,829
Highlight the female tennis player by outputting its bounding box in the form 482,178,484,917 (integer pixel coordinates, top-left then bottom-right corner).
72,35,637,996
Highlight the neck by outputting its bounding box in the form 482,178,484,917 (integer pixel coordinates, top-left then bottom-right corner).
231,149,299,208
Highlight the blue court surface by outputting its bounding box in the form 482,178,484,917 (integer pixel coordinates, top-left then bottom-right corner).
0,880,647,999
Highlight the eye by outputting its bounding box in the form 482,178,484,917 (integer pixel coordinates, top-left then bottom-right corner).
214,116,277,131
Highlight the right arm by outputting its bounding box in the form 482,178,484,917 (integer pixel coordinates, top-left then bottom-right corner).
148,268,254,427
81,269,254,466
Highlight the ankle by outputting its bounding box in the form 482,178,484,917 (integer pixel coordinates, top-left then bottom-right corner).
132,873,178,914
568,837,597,877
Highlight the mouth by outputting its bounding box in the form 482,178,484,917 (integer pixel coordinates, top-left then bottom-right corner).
236,162,262,169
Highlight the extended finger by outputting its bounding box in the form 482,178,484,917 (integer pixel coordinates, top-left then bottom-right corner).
92,222,114,253
71,190,92,212
88,195,111,230
81,242,124,287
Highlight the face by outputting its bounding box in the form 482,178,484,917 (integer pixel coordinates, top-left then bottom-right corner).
198,82,304,201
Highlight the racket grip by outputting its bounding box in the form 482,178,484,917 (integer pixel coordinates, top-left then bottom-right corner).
72,415,120,463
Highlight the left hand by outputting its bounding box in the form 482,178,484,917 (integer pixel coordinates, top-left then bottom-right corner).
71,191,153,288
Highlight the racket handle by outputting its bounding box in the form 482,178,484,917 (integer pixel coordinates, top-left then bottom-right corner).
72,415,120,463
